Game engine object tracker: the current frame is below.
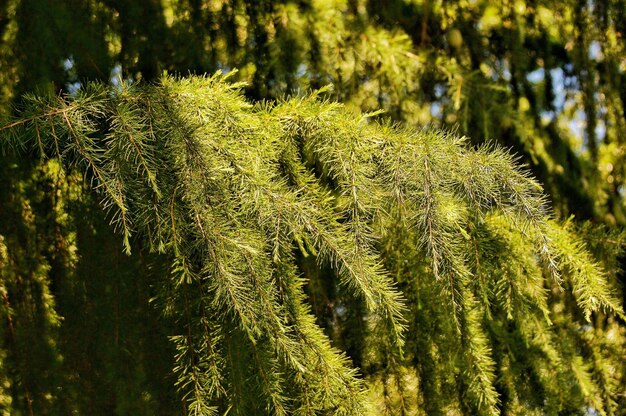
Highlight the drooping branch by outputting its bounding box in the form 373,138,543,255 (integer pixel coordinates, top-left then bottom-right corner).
0,73,623,415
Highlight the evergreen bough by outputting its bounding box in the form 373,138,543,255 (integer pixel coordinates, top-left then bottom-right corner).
1,73,624,415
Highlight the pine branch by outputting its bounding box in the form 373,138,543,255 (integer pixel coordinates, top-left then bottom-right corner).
0,73,623,414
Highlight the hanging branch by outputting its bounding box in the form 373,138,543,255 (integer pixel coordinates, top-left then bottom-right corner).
0,73,623,415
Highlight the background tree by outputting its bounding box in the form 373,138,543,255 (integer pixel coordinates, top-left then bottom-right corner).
0,1,625,415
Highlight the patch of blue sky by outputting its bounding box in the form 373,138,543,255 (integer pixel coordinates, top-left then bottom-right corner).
430,102,442,118
588,41,603,61
434,83,446,98
526,67,544,84
550,68,566,110
63,56,81,97
216,62,232,75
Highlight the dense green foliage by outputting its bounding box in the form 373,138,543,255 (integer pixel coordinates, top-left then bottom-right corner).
0,1,625,415
2,73,625,415
2,0,625,222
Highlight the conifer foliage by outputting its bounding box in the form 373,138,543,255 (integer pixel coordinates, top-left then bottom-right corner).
1,73,624,415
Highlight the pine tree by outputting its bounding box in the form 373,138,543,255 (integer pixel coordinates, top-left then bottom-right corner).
1,73,624,415
1,1,626,415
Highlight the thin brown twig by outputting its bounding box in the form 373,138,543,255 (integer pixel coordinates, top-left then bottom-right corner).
0,107,72,132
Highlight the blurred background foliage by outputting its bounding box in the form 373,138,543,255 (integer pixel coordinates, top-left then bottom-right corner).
2,0,626,223
0,0,625,414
